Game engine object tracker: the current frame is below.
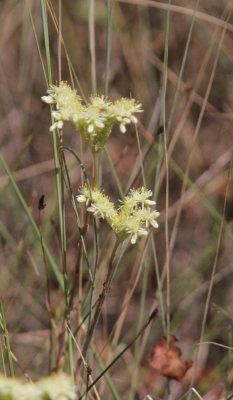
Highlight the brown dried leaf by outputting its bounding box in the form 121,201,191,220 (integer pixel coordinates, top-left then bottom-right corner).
149,335,193,381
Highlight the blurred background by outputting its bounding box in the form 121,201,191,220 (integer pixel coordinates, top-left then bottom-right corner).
1,0,233,398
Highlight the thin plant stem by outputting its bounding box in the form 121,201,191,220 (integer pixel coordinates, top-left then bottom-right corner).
167,7,230,285
38,205,55,373
151,235,166,333
93,346,121,400
161,0,171,345
0,302,14,377
116,0,233,33
0,341,6,376
78,309,158,399
27,2,48,85
198,158,232,360
0,153,63,289
58,132,74,376
166,0,200,134
45,0,85,100
62,147,94,283
81,239,120,361
58,0,62,83
110,239,150,348
92,151,100,188
129,258,149,399
84,211,99,395
40,0,52,84
105,0,113,96
88,0,96,92
135,124,146,187
40,0,67,307
185,8,231,400
104,148,124,199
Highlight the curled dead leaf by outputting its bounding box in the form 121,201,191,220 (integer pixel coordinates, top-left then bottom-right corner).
149,335,193,381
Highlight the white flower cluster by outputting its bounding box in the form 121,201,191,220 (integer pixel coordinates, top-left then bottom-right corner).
42,82,83,132
77,186,159,244
111,98,141,133
42,82,142,152
0,373,76,400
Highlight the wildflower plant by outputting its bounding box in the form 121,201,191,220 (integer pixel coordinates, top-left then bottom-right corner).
39,80,159,395
42,82,142,152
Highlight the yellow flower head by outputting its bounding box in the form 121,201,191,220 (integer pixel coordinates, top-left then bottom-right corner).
42,82,142,152
77,186,159,244
0,373,76,400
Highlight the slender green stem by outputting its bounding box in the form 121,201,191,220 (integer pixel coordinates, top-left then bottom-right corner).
105,0,113,96
88,0,96,92
40,0,52,84
27,2,48,85
92,346,121,400
92,151,100,188
40,1,66,301
0,153,63,289
166,0,200,134
135,124,146,187
81,239,120,360
104,148,124,199
79,310,157,399
151,236,166,333
0,302,14,377
162,0,171,346
129,258,149,399
38,209,55,372
58,0,62,83
58,135,74,376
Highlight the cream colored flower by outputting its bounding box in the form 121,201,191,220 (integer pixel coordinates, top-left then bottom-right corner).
77,185,159,244
0,373,76,400
42,82,142,151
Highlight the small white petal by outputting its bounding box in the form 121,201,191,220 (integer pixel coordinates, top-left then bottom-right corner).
88,124,94,133
131,234,137,244
77,194,86,203
87,205,96,213
41,95,54,104
52,111,61,120
57,120,64,129
95,120,105,128
49,123,58,132
131,116,138,124
145,199,156,206
120,124,127,133
150,220,159,229
138,228,148,237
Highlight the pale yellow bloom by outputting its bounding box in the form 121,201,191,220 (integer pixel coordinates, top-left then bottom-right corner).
0,373,76,400
77,186,159,244
42,82,142,151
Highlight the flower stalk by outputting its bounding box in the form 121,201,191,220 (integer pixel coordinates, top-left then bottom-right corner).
81,238,120,361
92,151,99,189
42,82,160,386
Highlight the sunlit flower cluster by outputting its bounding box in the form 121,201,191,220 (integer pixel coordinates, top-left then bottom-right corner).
42,82,83,132
0,373,76,400
77,186,159,244
42,82,142,152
